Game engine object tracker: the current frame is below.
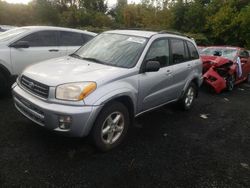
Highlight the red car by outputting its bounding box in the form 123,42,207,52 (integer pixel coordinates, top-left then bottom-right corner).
197,46,206,54
200,46,250,93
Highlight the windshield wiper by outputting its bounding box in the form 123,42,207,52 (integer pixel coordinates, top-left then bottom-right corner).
69,53,83,59
81,57,109,65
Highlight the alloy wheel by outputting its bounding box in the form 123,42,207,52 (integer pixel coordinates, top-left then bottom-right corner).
101,112,125,145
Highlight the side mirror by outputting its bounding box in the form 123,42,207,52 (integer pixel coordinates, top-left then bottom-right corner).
10,41,29,48
145,61,160,72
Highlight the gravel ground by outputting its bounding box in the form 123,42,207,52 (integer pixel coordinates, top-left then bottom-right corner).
0,84,250,187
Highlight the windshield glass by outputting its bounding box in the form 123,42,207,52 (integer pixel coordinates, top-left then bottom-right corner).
201,47,238,61
0,28,28,42
75,33,148,68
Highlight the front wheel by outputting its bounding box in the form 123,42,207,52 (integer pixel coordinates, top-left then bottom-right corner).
179,83,197,110
91,102,130,151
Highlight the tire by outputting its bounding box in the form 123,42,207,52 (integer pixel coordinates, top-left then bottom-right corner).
226,74,235,91
0,72,8,96
179,82,197,111
91,101,130,151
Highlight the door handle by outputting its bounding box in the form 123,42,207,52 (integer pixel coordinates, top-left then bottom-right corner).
49,49,59,52
165,69,172,75
187,64,192,69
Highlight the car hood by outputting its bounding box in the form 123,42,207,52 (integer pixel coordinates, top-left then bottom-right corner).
22,56,136,86
201,55,233,67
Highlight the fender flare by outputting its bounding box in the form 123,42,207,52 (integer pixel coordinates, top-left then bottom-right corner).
82,91,137,136
181,75,200,99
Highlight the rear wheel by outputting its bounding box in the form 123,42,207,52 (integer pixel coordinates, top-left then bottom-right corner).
91,102,130,151
179,82,197,110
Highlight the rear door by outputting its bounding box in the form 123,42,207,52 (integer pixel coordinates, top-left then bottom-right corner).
59,31,94,55
168,38,192,98
10,30,63,75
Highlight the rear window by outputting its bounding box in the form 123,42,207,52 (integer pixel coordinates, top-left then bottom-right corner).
170,39,187,65
187,41,199,60
59,31,93,46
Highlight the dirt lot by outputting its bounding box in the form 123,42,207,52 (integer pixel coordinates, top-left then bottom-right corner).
0,84,250,187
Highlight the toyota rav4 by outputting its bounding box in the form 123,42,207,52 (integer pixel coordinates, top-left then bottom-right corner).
12,30,203,151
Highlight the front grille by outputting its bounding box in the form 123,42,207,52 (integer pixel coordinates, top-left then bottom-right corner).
20,76,49,98
14,94,45,126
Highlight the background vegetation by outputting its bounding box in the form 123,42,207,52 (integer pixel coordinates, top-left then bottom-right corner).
0,0,249,48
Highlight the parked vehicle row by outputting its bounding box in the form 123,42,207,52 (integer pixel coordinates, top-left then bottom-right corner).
0,26,96,95
12,30,203,151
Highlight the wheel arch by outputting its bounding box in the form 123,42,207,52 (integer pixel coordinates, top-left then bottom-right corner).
181,76,200,99
100,95,135,126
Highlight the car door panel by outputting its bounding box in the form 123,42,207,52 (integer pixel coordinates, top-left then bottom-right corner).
170,61,193,98
138,67,174,111
10,30,62,75
137,38,176,112
11,46,64,75
169,39,198,98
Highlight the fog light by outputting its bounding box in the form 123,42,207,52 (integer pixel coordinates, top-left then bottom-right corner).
58,116,72,130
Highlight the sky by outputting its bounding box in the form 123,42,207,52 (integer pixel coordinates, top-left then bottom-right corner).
3,0,140,6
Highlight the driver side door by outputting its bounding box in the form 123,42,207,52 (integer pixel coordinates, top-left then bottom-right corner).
10,30,64,75
138,38,175,112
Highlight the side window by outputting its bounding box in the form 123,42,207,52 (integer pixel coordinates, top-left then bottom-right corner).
59,31,85,46
239,50,249,58
82,34,94,43
145,38,169,68
170,39,187,65
187,41,199,60
20,31,58,47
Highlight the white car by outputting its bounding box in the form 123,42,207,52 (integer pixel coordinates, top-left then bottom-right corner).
0,26,96,94
0,25,17,32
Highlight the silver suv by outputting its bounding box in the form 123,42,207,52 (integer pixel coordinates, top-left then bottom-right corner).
12,30,203,151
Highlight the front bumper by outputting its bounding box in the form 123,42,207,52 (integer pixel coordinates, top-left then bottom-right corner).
12,84,102,137
203,67,226,94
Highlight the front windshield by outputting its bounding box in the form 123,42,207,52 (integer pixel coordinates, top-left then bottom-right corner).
201,47,238,61
74,33,148,68
0,28,28,42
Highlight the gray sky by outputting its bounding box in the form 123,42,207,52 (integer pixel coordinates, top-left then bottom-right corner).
3,0,141,6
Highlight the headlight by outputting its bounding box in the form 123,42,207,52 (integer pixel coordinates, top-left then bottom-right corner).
56,82,96,101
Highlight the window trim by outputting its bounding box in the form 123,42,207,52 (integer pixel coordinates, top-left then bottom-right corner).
186,41,200,61
140,37,170,73
59,31,90,47
14,30,59,47
169,38,193,66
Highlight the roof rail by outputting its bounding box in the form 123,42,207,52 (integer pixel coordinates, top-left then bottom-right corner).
158,30,191,38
